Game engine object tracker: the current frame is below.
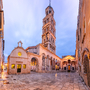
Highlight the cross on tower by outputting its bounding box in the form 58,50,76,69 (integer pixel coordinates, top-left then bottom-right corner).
49,0,51,6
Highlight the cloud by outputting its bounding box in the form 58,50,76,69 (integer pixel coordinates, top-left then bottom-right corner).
4,53,8,57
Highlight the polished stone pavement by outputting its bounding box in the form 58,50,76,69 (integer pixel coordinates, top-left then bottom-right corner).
0,72,89,90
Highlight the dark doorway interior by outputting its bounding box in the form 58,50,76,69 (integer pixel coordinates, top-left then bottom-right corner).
17,64,21,73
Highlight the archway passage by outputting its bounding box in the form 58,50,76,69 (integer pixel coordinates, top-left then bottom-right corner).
31,57,38,72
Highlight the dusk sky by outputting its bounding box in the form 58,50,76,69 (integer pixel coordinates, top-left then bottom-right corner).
3,0,79,63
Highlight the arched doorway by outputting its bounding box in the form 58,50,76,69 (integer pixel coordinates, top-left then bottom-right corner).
31,57,38,72
83,55,90,86
68,60,71,72
68,65,70,72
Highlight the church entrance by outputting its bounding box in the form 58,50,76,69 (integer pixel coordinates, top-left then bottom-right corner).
68,65,70,72
17,64,21,73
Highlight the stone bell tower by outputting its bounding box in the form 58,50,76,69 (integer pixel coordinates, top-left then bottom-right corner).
0,0,4,73
42,0,56,54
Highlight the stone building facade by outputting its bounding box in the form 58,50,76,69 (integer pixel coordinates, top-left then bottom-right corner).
61,55,76,72
0,0,4,74
7,41,61,74
7,4,61,74
7,2,77,74
76,0,90,87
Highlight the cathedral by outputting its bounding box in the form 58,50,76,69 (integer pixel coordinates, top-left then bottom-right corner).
0,0,78,74
7,2,77,74
7,4,62,74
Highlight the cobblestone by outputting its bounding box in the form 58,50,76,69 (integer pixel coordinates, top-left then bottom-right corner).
0,72,89,90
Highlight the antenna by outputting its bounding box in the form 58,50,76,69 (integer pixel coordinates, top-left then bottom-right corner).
49,0,51,6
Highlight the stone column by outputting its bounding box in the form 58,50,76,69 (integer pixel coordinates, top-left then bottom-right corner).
45,57,47,71
61,61,63,71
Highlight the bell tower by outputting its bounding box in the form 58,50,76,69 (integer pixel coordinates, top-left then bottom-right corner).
0,0,4,73
42,0,56,54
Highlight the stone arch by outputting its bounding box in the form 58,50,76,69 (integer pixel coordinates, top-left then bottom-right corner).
82,48,89,62
82,48,90,86
83,55,89,73
31,57,39,72
82,48,89,73
63,61,67,70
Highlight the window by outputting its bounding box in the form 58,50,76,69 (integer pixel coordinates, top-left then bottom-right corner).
78,35,79,41
47,18,49,23
72,67,74,70
44,39,45,43
68,60,70,63
11,64,15,69
64,67,66,70
44,21,46,25
53,40,54,43
46,11,48,15
51,20,53,24
47,27,49,31
49,10,51,13
23,64,26,69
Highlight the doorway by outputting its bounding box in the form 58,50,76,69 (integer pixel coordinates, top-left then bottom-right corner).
68,65,70,72
17,64,21,73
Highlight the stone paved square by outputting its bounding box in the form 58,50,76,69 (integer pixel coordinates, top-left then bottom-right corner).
0,72,89,90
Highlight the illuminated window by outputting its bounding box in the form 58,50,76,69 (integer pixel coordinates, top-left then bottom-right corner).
11,64,15,69
23,64,26,69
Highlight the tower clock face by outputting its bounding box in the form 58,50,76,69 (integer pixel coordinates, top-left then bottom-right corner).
18,52,22,56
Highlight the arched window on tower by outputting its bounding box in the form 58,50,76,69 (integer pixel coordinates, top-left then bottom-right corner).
44,20,46,25
51,20,53,24
44,39,45,43
46,11,48,15
47,18,49,23
47,27,49,31
49,10,51,13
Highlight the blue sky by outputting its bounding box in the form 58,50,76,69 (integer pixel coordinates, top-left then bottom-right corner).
3,0,79,63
